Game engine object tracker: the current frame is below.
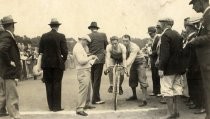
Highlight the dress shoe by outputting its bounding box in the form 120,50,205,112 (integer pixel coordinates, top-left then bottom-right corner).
0,113,9,117
156,94,162,97
108,86,113,93
84,105,96,109
139,101,147,107
52,108,64,112
194,109,206,114
76,111,88,116
119,87,123,95
93,100,105,105
126,96,137,101
149,93,156,96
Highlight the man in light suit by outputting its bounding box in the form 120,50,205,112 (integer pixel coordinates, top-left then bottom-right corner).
37,18,68,112
73,36,97,116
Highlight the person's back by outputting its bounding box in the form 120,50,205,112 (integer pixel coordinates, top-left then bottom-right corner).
40,29,67,70
88,31,108,64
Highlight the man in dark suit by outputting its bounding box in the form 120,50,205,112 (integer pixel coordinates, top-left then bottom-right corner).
88,22,108,104
189,0,210,118
0,15,21,119
158,18,184,119
36,18,68,111
148,26,161,96
183,17,205,114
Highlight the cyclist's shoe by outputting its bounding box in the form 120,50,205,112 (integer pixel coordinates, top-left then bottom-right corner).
108,86,113,93
126,96,137,101
119,87,123,95
139,101,147,107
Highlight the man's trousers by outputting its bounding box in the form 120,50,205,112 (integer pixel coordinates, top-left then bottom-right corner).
43,68,64,110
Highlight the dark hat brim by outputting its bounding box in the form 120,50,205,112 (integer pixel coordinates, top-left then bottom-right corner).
2,21,17,25
88,26,100,29
189,0,194,5
48,23,61,26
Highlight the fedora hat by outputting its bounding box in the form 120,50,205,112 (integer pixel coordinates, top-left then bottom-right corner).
88,22,100,29
1,15,17,25
48,18,61,26
189,0,196,4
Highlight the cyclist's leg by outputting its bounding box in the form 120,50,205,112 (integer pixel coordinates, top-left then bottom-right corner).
119,74,124,95
137,60,148,106
126,63,138,101
108,59,115,93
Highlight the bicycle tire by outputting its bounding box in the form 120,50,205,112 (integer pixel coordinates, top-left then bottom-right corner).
114,91,117,110
113,73,118,111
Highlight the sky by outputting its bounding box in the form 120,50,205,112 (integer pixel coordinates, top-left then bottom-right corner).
0,0,202,39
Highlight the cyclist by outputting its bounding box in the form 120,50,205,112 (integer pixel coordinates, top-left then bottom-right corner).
105,36,127,95
122,34,149,107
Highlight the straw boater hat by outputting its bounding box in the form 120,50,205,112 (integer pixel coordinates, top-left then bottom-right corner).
88,22,100,29
1,15,17,25
185,17,201,29
48,18,61,26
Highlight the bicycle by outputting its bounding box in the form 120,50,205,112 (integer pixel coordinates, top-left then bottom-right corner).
104,63,129,110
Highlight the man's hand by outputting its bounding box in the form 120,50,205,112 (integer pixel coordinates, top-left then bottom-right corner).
11,61,16,67
158,70,164,78
89,55,98,60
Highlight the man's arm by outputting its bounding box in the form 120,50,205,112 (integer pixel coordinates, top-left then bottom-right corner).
0,37,11,65
105,45,111,68
126,47,138,67
121,44,127,67
60,35,68,61
75,51,92,65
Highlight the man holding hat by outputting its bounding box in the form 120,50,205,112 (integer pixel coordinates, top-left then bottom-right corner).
36,18,68,112
87,22,108,104
73,35,97,116
183,17,206,114
0,15,21,119
158,18,184,119
148,26,161,97
188,0,210,118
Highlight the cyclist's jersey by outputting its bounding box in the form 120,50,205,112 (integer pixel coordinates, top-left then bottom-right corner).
106,43,127,67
